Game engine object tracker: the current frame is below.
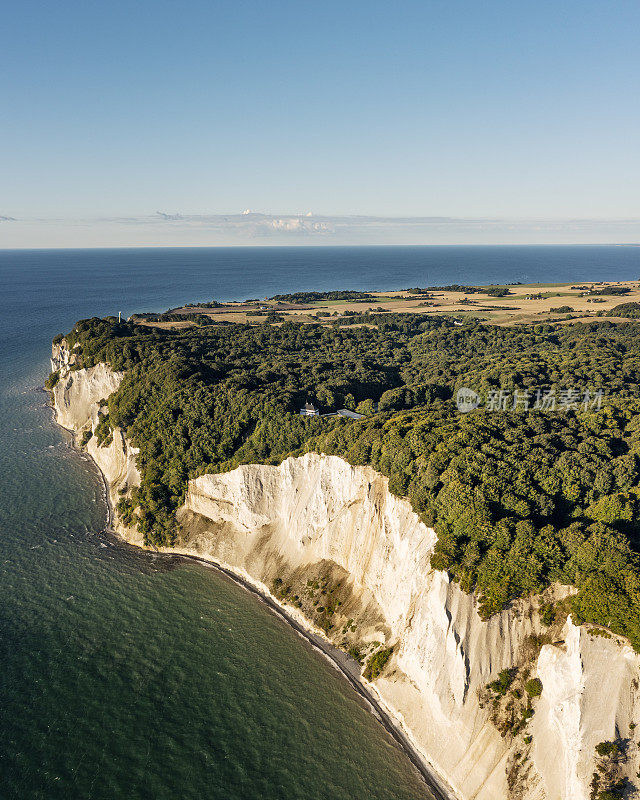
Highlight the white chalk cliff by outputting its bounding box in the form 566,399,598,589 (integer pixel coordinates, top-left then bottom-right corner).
50,344,640,800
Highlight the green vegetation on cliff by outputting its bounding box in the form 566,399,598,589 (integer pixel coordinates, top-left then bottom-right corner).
364,647,393,681
55,312,640,648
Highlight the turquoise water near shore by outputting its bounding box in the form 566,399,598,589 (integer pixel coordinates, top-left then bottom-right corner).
1,245,639,799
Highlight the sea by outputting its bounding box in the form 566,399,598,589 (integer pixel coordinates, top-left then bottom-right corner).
1,245,639,800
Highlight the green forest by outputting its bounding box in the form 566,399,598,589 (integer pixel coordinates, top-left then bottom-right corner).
52,312,640,649
268,290,375,302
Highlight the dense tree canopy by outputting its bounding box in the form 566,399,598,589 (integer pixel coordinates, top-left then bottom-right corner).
55,313,640,649
268,290,375,302
608,302,640,318
405,284,512,296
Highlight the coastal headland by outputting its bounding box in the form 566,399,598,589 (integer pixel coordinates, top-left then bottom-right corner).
48,283,640,800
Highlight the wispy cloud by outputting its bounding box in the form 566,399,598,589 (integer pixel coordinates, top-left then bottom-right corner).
149,211,335,236
154,211,184,221
117,211,640,238
1,211,639,248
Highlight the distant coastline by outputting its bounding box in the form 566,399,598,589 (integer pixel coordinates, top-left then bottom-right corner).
130,278,640,329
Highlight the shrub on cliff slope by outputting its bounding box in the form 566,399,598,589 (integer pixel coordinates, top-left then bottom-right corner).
524,678,543,697
364,647,393,681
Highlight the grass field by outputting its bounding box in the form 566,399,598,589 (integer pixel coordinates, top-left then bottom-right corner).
138,280,640,328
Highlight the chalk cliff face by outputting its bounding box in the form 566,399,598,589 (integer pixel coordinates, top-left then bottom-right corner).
50,349,640,800
50,358,121,433
178,458,640,800
50,344,142,540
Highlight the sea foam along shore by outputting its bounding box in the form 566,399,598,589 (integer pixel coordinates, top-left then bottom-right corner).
48,388,454,800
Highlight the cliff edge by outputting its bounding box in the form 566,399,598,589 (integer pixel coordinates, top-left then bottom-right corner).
49,344,640,800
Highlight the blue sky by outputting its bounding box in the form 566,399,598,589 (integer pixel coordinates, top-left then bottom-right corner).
1,0,639,246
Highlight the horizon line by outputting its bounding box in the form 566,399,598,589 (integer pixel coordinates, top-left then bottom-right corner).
1,241,639,252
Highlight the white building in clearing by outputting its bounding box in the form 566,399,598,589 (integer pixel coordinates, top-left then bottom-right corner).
300,402,320,416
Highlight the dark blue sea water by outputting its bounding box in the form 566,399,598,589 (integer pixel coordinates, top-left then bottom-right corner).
1,245,639,800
